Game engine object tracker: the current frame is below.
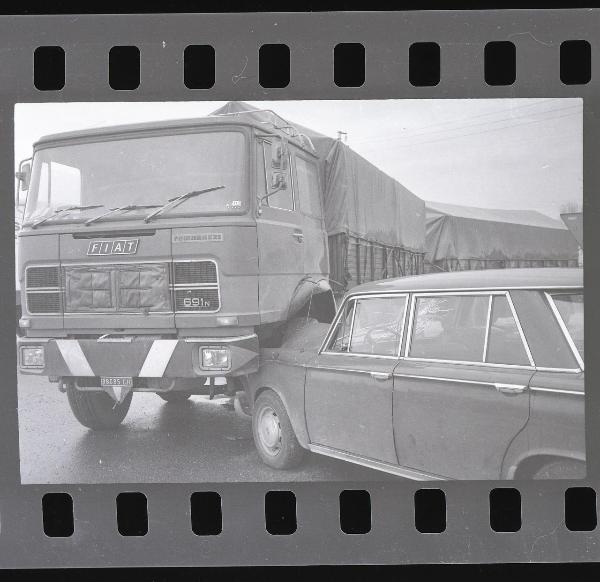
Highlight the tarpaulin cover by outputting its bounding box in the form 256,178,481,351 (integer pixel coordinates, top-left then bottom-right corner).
210,102,426,252
425,201,579,263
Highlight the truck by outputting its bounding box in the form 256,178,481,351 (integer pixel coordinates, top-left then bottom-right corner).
16,101,426,430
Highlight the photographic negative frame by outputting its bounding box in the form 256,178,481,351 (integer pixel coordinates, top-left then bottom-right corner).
1,9,599,568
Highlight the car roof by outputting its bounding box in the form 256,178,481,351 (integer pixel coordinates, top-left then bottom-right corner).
348,268,583,296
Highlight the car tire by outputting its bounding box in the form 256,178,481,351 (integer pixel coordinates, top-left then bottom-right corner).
531,458,586,479
252,390,306,470
158,392,192,403
67,385,133,430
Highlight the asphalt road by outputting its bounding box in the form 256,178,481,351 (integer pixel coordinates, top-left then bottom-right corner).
18,373,389,484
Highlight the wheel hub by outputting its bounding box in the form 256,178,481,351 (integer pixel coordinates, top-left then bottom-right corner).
258,407,282,454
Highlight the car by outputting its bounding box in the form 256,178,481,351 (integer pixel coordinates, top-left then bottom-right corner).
246,268,585,480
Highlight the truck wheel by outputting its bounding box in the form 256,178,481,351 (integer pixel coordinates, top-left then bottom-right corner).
531,458,586,479
158,392,192,403
67,385,133,430
252,391,306,470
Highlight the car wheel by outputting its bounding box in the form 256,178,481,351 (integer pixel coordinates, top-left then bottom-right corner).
252,390,306,470
67,385,133,430
157,392,192,403
531,458,586,479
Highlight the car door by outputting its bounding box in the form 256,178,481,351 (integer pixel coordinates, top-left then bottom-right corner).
292,152,329,280
525,291,585,472
392,291,535,480
304,293,408,464
255,139,304,324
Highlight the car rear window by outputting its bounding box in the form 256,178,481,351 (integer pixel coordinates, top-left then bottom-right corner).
485,295,530,366
551,293,584,363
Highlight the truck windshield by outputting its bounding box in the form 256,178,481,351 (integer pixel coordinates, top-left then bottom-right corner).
24,130,247,225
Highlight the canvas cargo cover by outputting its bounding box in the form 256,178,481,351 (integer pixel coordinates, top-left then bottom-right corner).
426,201,579,263
210,102,426,252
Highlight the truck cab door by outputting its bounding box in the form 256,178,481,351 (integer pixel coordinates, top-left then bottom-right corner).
255,139,304,325
292,152,329,280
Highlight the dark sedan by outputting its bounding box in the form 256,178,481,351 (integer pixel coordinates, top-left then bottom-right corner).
247,268,584,480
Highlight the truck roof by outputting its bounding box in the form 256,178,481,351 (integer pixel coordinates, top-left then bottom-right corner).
349,268,583,295
34,115,316,154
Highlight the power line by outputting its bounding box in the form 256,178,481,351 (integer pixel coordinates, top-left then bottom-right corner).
352,102,581,147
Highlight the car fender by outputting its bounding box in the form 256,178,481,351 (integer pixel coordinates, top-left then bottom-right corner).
248,357,311,448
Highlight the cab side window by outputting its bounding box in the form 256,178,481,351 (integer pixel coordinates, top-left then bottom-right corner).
485,295,530,365
258,141,294,211
409,295,488,362
295,156,322,218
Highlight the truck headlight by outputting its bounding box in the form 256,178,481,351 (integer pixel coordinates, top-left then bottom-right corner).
201,347,230,369
20,346,45,368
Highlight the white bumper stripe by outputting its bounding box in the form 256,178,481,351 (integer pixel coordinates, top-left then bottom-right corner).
138,339,179,377
56,340,95,377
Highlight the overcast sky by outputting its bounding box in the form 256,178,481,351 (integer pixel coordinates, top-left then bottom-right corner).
15,98,582,218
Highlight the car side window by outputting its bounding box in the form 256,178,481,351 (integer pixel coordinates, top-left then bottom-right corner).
485,295,530,365
349,296,407,356
258,141,294,211
295,156,322,218
409,295,489,362
551,292,584,361
326,299,355,353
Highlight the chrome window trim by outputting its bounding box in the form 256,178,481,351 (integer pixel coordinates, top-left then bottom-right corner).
319,292,408,358
535,366,581,373
505,291,535,366
403,290,535,368
545,291,585,371
482,295,493,362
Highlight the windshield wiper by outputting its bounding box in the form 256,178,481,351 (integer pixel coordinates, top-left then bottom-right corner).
144,186,225,223
31,204,104,229
84,204,162,226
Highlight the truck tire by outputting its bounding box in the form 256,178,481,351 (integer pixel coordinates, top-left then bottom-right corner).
252,390,306,470
158,392,192,403
67,385,133,430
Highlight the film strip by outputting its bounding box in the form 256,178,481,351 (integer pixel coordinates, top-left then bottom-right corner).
0,10,599,568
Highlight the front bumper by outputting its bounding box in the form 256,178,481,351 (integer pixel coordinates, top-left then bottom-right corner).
18,334,259,379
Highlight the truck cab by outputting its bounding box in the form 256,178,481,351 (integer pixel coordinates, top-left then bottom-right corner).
16,114,332,428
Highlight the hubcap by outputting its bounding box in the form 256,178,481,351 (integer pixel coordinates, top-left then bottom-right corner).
257,406,282,456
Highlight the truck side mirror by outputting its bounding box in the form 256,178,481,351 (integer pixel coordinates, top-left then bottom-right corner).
15,162,31,192
271,139,289,171
270,171,287,191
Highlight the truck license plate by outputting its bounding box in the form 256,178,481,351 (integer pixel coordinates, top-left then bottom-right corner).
100,376,133,388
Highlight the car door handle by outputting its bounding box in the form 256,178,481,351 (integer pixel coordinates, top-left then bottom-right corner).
291,230,304,242
370,372,391,381
494,383,527,395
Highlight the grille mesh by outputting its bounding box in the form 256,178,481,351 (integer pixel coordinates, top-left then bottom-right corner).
175,288,220,312
26,266,60,289
27,292,61,314
174,261,217,285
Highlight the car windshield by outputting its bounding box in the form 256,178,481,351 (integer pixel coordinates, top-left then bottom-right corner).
24,130,248,225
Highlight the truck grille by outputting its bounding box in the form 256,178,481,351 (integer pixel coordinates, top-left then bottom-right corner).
172,260,220,313
173,261,218,285
26,266,60,288
27,292,61,314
